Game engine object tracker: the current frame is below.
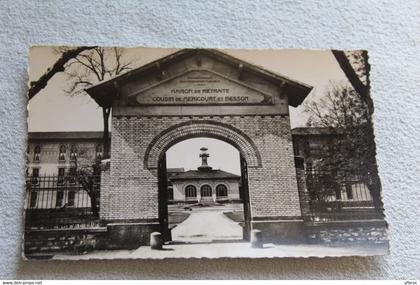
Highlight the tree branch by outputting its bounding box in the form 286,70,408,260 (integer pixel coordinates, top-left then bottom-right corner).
28,46,96,100
331,50,373,113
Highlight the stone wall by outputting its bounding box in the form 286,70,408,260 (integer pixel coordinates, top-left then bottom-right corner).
306,221,388,246
24,228,108,258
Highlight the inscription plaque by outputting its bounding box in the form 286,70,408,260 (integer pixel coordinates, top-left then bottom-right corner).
135,70,270,105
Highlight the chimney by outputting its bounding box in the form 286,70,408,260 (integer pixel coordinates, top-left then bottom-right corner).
198,147,212,171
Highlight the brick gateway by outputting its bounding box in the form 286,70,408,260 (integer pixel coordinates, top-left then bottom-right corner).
86,49,314,248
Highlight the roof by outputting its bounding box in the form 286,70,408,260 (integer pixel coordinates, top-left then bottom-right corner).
170,169,240,181
85,49,313,108
291,127,342,136
28,131,106,141
167,168,185,173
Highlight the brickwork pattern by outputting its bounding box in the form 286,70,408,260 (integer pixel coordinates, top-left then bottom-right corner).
102,115,302,221
99,161,111,221
145,120,262,169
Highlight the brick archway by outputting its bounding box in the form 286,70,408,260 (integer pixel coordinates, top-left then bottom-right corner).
143,120,262,170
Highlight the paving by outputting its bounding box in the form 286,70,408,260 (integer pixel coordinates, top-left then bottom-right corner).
171,206,243,243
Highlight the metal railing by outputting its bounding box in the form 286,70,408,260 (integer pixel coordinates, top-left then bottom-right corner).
305,170,383,222
25,175,100,229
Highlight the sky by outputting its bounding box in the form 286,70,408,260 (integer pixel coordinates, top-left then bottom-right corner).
166,138,241,175
27,47,349,175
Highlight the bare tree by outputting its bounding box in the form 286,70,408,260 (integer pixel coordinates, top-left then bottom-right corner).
62,47,134,158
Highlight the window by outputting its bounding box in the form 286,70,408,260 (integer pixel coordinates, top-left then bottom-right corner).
68,191,75,207
29,191,38,208
345,184,354,200
58,168,65,176
70,144,77,161
57,167,65,185
216,184,228,197
55,191,64,207
185,185,197,199
68,167,77,185
293,141,301,156
95,144,103,160
168,186,174,201
69,167,76,176
31,168,39,185
34,145,41,162
200,185,212,197
59,145,66,161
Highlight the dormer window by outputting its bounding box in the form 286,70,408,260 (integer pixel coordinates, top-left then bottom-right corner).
59,145,66,161
70,144,77,161
33,145,41,162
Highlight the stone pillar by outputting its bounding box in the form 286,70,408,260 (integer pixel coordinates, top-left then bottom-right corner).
250,229,263,248
150,232,163,250
246,116,305,244
197,187,201,202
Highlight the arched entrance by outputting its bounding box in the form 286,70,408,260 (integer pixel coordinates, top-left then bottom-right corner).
147,121,259,242
87,49,312,248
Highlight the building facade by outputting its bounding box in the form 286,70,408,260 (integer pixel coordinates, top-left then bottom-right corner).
169,147,240,203
25,132,105,211
27,132,105,177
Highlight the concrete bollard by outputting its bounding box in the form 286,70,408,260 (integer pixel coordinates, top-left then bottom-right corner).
150,232,163,250
250,229,263,248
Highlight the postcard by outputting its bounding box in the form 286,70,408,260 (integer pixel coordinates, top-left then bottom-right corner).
24,47,388,259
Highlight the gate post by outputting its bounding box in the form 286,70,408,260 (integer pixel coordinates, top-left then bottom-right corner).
295,156,311,222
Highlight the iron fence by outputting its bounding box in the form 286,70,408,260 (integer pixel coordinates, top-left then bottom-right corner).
25,175,100,229
305,170,383,222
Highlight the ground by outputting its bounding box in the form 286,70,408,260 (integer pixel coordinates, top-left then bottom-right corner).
52,204,388,260
171,203,243,243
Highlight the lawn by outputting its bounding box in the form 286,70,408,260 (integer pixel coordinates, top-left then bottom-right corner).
223,210,244,223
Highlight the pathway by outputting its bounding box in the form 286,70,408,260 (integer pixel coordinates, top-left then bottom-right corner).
171,207,243,243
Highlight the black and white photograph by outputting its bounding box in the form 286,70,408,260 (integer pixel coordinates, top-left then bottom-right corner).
24,47,389,259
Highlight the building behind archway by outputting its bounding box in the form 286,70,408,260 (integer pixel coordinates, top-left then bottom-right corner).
169,147,241,203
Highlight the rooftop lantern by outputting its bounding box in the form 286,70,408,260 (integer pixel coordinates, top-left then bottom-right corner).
198,147,212,171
